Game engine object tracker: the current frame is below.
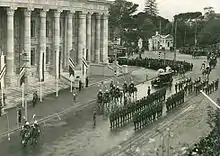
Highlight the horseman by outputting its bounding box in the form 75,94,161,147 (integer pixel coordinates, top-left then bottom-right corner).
115,86,120,97
129,81,134,90
21,121,31,142
110,80,114,89
123,81,128,93
97,89,103,103
201,61,206,71
97,89,103,113
31,120,40,143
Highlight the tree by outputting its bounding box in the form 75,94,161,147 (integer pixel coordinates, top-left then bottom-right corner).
109,0,139,41
198,19,220,46
144,0,158,16
204,6,215,20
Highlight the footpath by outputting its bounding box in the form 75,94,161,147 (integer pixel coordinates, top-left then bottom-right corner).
0,66,156,136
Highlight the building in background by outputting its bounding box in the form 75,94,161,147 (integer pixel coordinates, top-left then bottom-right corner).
148,32,174,51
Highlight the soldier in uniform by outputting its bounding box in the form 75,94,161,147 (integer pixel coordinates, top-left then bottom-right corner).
147,86,151,96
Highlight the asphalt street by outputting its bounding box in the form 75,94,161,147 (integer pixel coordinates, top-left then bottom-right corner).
0,52,218,156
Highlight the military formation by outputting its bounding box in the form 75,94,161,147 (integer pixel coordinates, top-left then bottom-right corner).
109,88,166,130
117,57,193,75
166,90,185,112
96,80,137,115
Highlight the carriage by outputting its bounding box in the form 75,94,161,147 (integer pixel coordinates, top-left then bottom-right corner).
151,71,173,87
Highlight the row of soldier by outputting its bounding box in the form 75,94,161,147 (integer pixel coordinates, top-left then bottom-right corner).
117,57,193,75
203,79,219,95
133,102,163,130
166,90,185,112
109,88,166,129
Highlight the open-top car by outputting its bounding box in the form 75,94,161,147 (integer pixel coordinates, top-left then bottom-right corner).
151,71,173,87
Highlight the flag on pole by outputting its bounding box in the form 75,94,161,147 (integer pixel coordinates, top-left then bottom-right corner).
82,57,88,69
69,57,75,77
0,64,6,81
20,65,25,86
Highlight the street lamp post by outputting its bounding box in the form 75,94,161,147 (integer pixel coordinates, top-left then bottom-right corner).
21,51,29,121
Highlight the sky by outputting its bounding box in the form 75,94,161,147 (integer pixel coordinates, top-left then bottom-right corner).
109,0,220,20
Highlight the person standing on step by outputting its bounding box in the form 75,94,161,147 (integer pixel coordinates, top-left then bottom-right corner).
85,76,89,88
93,111,96,128
79,80,82,92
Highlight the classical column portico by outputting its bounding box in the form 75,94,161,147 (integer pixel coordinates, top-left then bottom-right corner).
95,13,101,63
40,9,47,73
6,7,16,86
102,14,109,63
78,11,87,65
24,8,32,68
86,12,92,62
54,10,61,78
67,11,73,66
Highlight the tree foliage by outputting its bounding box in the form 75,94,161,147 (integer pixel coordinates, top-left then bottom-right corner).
109,0,138,40
144,0,158,16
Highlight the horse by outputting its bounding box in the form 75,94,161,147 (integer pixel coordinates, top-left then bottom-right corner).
128,86,137,102
209,58,217,69
97,93,104,114
30,126,40,145
20,128,32,147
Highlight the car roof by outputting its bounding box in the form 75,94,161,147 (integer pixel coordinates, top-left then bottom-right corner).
158,72,172,76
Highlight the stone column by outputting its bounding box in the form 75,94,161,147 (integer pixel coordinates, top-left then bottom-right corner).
91,15,96,62
102,14,109,63
24,8,32,68
6,7,16,86
86,12,92,62
78,11,87,66
95,13,101,63
54,10,61,78
40,9,47,73
67,11,73,67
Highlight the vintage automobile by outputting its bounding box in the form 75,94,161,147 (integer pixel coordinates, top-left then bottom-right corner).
151,71,173,87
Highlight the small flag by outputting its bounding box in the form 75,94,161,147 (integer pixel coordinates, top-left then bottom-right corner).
69,57,75,77
0,64,6,81
82,57,88,69
20,66,25,86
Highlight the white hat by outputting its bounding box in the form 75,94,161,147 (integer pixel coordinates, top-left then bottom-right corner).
25,122,30,125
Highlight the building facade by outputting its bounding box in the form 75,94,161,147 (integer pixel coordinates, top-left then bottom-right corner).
148,32,173,51
0,0,110,87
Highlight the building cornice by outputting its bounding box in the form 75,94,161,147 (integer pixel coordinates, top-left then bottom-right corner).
0,0,109,14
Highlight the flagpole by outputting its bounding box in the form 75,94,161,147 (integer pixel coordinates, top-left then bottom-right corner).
40,81,43,102
22,83,25,107
70,78,73,92
56,78,58,97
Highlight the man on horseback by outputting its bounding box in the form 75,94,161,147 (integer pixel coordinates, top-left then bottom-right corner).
123,81,128,94
201,61,206,71
20,121,31,144
31,120,40,144
97,90,103,113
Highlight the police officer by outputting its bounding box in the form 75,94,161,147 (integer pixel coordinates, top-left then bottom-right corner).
147,86,151,96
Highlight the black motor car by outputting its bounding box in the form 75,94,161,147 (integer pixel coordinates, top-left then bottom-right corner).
151,72,173,87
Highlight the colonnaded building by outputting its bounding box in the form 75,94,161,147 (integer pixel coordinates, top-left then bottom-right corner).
0,0,110,87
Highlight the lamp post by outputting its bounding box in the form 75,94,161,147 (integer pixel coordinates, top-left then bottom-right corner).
21,50,29,121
